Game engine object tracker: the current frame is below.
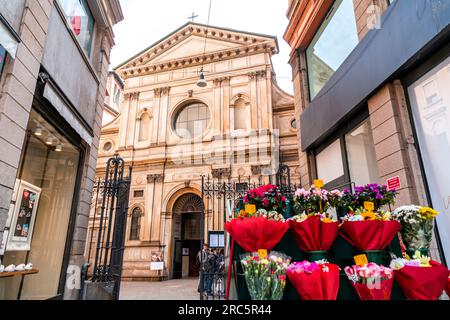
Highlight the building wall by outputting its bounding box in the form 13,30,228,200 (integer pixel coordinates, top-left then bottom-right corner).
91,24,299,280
0,0,122,299
285,0,444,262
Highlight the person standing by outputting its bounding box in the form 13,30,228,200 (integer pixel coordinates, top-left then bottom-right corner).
196,243,210,297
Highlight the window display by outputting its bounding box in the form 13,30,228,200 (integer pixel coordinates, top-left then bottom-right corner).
59,0,94,56
0,109,81,300
6,181,41,251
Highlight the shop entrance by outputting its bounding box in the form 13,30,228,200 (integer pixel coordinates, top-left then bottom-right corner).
172,193,202,279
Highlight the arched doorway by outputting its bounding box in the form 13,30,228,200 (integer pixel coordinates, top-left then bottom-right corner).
172,193,202,279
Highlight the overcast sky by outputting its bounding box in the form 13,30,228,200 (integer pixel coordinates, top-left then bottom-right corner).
110,0,294,94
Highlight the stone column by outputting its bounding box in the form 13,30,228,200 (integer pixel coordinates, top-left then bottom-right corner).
258,71,269,128
222,77,231,133
158,87,171,144
249,72,259,130
213,79,222,136
151,88,162,145
150,174,164,242
118,93,132,149
126,92,139,148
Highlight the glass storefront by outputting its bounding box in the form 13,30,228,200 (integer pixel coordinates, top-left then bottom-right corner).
407,54,450,263
315,118,380,189
306,0,359,100
0,109,81,300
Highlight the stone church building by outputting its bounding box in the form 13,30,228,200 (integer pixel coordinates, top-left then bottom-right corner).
88,23,299,281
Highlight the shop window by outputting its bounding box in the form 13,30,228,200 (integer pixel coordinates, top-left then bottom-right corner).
314,118,379,190
407,54,450,263
306,0,359,100
130,207,142,241
0,109,81,300
316,139,345,185
59,0,95,57
345,121,380,186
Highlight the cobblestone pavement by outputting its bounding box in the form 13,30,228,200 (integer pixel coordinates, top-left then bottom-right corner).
120,278,200,300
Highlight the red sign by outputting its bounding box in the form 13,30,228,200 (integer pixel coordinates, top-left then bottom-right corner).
387,176,401,191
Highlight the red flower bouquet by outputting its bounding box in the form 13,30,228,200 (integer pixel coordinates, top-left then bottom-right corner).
287,260,340,300
225,210,289,252
339,209,400,251
289,215,339,252
390,253,449,300
243,184,287,213
345,263,394,300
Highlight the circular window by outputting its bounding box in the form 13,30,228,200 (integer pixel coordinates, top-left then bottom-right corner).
103,141,113,152
174,102,210,139
291,119,297,130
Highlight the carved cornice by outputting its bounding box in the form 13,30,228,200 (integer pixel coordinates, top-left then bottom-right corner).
248,70,267,81
213,77,231,87
124,92,140,100
212,168,232,179
118,43,277,79
154,86,171,97
147,174,165,183
117,23,278,78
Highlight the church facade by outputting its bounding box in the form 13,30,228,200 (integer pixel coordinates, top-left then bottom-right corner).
89,23,299,281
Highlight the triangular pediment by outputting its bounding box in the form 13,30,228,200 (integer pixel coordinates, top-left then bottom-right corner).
150,36,238,64
115,22,278,78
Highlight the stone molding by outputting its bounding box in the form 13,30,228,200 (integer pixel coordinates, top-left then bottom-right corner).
147,174,165,183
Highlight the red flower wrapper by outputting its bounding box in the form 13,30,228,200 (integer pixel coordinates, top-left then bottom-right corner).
352,278,394,300
394,261,449,300
289,217,339,252
287,261,340,300
445,275,450,297
339,220,401,251
225,216,289,252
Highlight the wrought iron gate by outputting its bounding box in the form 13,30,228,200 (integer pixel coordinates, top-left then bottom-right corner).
84,155,132,300
199,166,299,299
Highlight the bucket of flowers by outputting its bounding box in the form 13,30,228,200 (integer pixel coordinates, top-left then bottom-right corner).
240,252,291,300
286,260,340,300
342,184,398,212
391,205,439,258
446,275,450,297
390,251,449,300
289,187,341,261
344,263,394,300
339,208,400,263
225,205,289,252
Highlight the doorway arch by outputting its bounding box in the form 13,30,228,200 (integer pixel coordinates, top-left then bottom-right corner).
172,193,203,279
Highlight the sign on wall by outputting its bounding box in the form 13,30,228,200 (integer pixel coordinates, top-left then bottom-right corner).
387,176,401,191
209,231,225,248
6,180,42,252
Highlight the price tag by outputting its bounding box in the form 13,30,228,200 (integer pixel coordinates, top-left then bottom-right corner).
258,249,268,259
245,204,256,215
354,254,369,267
364,202,375,212
314,179,325,189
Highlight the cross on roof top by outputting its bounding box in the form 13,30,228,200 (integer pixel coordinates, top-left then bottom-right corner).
188,12,199,22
